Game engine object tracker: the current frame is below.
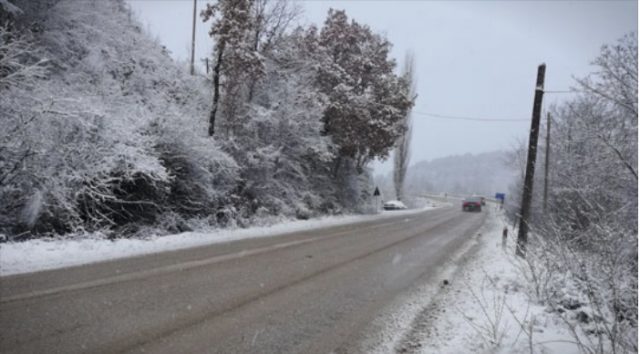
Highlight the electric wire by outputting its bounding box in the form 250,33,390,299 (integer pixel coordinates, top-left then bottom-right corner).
410,89,580,122
412,111,530,122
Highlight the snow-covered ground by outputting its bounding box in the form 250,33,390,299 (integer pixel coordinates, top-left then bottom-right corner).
0,199,444,276
359,207,580,354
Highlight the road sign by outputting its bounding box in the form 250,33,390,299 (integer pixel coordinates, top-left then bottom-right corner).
373,187,380,196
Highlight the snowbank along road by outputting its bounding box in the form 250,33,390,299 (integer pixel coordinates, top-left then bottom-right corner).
0,205,487,353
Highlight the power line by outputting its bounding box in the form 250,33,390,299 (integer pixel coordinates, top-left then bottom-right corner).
374,87,580,123
544,90,583,94
412,111,530,122
410,87,581,122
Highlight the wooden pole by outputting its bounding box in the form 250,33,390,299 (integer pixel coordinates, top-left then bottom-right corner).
190,0,197,75
516,63,546,258
543,112,551,213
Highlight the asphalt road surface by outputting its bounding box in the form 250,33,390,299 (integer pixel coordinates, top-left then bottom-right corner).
1,205,487,354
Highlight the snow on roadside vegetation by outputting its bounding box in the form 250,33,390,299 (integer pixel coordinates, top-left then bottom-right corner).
361,207,586,354
409,209,582,354
0,199,443,276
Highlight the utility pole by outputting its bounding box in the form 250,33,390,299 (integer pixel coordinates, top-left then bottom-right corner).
189,0,197,75
516,63,546,258
543,112,551,213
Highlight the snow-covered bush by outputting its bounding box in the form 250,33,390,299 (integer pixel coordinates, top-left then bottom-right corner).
154,115,239,220
0,0,233,237
1,82,171,234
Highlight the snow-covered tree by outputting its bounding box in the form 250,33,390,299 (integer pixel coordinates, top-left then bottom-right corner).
201,0,262,136
393,52,416,201
249,0,301,54
543,33,637,238
202,0,301,137
315,9,414,173
245,0,301,102
219,27,339,219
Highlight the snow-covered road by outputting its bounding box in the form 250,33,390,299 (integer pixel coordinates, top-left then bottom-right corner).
1,202,484,354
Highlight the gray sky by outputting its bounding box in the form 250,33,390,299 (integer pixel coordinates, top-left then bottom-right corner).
127,0,637,174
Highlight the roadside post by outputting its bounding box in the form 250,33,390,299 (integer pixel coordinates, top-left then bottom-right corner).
502,226,508,249
373,187,381,212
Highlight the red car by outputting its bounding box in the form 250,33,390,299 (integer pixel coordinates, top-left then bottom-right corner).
462,197,482,212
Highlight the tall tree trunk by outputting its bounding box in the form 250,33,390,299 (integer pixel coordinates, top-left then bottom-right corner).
209,43,225,136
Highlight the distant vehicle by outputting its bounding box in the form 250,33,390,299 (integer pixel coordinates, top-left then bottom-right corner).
383,200,408,210
472,195,486,206
462,197,482,212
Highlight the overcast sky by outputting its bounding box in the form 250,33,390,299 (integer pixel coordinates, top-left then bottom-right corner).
127,0,637,174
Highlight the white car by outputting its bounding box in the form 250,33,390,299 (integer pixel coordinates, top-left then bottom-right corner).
383,200,408,210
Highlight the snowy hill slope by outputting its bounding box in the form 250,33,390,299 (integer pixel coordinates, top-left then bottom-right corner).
1,0,238,237
14,0,211,122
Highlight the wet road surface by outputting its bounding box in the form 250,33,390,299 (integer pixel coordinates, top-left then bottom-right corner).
0,205,486,353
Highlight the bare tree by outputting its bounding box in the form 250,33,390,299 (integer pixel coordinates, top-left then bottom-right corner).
250,0,302,53
574,32,638,181
247,0,301,102
393,51,416,201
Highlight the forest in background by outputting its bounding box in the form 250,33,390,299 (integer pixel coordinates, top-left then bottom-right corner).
375,150,517,202
0,0,413,240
